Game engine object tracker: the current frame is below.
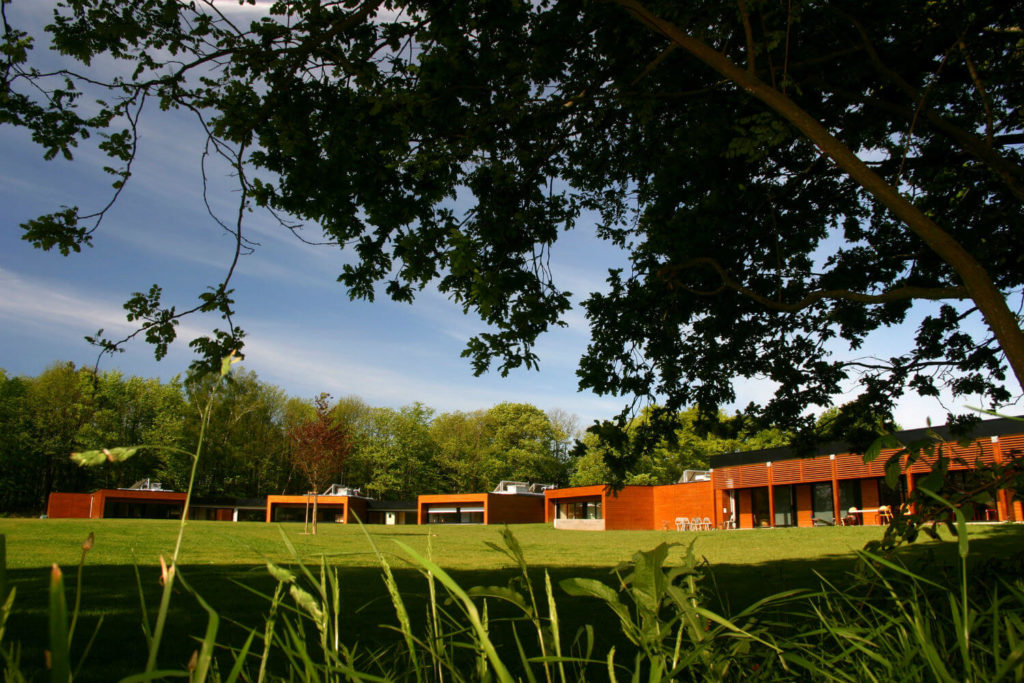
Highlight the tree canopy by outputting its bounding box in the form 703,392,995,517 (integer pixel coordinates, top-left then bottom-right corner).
0,362,579,513
4,0,1022,442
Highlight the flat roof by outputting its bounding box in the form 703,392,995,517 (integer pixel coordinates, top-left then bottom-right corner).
709,416,1024,469
366,500,417,511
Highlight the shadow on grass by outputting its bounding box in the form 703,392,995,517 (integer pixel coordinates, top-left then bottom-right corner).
6,526,1024,681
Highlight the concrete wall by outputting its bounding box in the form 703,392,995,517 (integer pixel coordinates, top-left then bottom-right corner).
554,518,605,531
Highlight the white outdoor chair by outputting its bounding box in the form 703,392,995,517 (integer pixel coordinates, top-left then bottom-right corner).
701,516,712,530
675,516,689,531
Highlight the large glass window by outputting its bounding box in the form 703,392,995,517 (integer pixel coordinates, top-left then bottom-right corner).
812,483,834,524
105,501,182,519
427,505,484,524
838,480,862,518
773,485,795,527
555,499,602,520
752,488,770,527
879,477,905,510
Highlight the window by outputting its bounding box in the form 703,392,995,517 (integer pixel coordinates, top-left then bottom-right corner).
838,480,862,518
752,488,770,527
812,483,834,524
555,499,602,520
426,505,484,524
773,485,795,527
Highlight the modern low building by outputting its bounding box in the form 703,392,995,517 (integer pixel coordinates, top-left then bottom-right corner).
47,479,187,519
265,485,368,523
364,499,418,525
548,417,1024,530
45,419,1022,530
418,481,551,525
545,475,714,531
710,417,1024,528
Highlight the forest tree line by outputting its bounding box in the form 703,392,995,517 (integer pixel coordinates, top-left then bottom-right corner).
0,362,793,514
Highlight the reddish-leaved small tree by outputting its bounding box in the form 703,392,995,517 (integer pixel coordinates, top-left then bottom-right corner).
287,393,350,534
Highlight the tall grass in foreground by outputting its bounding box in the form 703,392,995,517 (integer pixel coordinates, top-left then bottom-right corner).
1,519,1022,681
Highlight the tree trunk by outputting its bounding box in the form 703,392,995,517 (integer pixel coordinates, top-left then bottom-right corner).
312,495,318,535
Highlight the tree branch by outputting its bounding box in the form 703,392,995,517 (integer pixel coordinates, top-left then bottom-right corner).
659,257,969,312
612,0,1024,396
841,11,1024,201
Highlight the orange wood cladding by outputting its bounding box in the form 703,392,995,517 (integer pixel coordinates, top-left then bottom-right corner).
486,494,546,524
603,487,655,530
92,489,187,519
265,494,362,523
737,490,753,528
417,493,545,525
545,482,714,530
651,482,715,531
46,492,94,519
795,485,814,528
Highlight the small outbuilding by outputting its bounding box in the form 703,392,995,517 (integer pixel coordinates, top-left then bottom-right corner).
418,481,550,525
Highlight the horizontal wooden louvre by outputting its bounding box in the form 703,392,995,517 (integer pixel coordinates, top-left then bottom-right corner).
712,431,1020,491
771,460,802,484
836,452,885,479
998,434,1024,456
737,463,769,487
800,456,832,481
948,439,996,466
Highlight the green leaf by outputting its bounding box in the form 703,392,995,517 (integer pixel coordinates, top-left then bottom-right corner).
70,446,138,467
864,434,903,463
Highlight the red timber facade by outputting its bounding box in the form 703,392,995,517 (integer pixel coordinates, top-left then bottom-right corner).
546,418,1023,531
545,482,715,530
711,418,1024,528
417,492,546,525
47,489,186,519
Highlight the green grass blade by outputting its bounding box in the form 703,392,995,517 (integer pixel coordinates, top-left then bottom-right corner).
119,669,190,681
48,564,71,683
392,540,515,683
173,568,220,683
223,628,257,683
72,614,104,679
356,521,422,682
0,536,7,609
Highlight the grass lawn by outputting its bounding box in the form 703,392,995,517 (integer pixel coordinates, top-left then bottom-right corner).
2,519,1022,679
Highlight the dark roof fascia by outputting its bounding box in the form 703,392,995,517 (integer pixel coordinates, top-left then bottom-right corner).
191,497,266,508
366,500,417,511
709,416,1024,470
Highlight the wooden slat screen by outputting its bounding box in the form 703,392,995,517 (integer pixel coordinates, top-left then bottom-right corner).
713,431,1023,491
836,452,886,479
998,434,1024,459
737,463,769,487
771,460,802,484
800,456,832,481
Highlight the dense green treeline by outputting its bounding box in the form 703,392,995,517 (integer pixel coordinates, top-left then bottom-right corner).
0,362,787,514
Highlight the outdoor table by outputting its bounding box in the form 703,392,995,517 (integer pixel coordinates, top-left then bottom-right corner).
846,508,880,525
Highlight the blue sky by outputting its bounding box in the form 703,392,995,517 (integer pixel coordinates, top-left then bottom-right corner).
0,0,1007,431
